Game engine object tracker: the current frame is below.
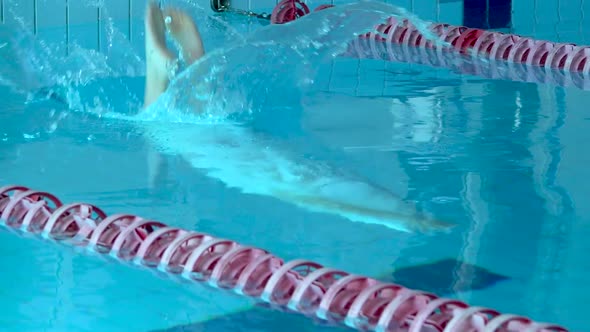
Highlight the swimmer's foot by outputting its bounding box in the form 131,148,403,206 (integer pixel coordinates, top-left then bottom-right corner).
163,8,205,66
144,2,176,107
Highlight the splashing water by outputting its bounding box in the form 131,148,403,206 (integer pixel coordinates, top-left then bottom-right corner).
0,0,453,233
0,0,444,122
0,1,144,115
138,0,447,123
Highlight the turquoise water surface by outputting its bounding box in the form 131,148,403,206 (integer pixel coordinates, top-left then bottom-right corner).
0,1,589,331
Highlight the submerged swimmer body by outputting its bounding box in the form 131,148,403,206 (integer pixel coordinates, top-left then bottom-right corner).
141,2,453,234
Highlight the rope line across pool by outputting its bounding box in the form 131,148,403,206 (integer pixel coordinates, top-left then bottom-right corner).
270,0,590,77
0,185,568,332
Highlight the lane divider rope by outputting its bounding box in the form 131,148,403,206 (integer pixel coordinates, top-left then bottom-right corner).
270,0,590,79
343,37,590,90
0,185,568,331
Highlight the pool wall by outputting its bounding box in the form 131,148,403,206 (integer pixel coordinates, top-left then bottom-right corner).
3,0,589,49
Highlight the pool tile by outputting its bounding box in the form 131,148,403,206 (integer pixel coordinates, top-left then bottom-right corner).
249,0,278,12
230,0,251,11
437,0,462,26
463,0,512,29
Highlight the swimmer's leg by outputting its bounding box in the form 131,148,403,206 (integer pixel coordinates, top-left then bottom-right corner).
144,2,176,108
163,8,205,66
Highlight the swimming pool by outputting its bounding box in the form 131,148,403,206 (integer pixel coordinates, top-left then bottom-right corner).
0,0,588,331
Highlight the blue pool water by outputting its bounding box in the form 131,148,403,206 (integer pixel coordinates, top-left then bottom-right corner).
1,0,589,331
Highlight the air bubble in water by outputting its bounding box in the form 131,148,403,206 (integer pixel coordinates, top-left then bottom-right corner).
47,122,58,133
